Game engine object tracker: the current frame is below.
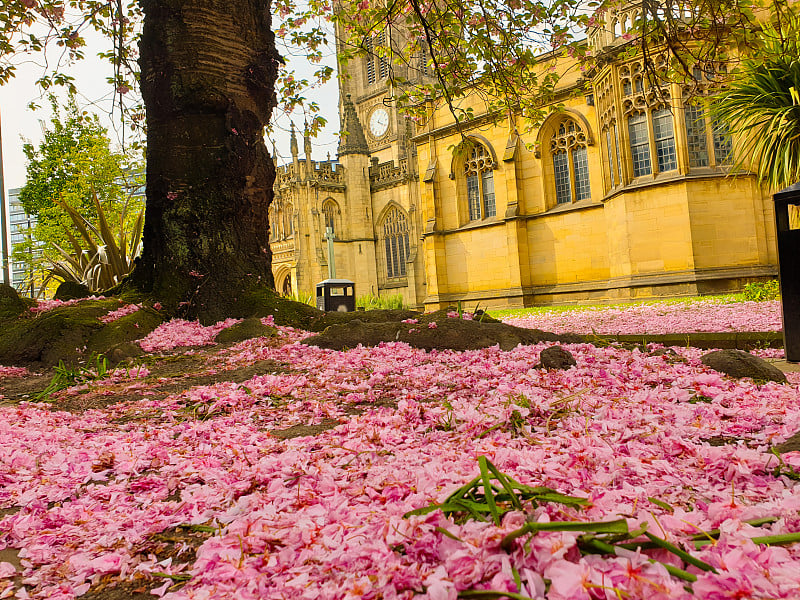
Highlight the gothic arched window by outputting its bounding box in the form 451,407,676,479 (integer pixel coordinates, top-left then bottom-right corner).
283,203,294,238
463,143,496,221
322,199,340,235
550,118,591,204
683,66,733,170
269,201,285,240
619,57,678,178
382,206,410,280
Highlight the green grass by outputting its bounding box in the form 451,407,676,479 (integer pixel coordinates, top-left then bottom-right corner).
487,293,746,320
356,293,407,310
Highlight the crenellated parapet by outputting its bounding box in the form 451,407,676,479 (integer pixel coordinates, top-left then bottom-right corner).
275,163,298,188
274,159,345,192
369,156,417,191
588,1,696,53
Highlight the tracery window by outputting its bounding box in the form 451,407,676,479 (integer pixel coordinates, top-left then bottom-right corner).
653,108,677,172
382,207,410,279
619,57,678,178
463,143,496,220
682,66,732,170
551,118,591,204
685,103,709,167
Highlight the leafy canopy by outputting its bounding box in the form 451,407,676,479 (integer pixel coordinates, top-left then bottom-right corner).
1,0,784,139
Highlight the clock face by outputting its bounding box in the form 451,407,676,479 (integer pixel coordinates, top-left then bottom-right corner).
369,107,390,138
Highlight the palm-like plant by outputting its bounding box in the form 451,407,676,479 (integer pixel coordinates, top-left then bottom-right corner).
45,190,144,292
712,12,800,192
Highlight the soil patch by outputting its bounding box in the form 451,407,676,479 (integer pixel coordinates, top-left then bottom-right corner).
142,358,289,395
142,524,214,563
78,576,157,600
775,431,800,454
0,373,51,404
704,435,751,447
69,358,288,413
3,353,289,413
81,524,213,600
0,547,22,571
270,418,341,439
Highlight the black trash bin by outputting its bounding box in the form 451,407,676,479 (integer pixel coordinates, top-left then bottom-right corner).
773,183,800,362
316,279,356,312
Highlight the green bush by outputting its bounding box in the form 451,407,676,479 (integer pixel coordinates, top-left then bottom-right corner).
356,293,406,310
743,279,780,302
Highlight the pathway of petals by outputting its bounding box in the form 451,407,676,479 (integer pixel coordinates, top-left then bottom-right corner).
502,299,783,334
1,303,799,600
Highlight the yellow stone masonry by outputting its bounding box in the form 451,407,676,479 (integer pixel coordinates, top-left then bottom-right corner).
270,28,777,311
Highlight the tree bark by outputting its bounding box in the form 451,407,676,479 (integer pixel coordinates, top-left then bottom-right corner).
133,0,280,322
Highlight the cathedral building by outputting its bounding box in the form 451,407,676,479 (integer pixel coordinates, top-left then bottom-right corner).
270,6,777,310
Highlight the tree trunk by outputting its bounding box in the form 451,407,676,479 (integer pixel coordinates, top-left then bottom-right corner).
133,0,280,322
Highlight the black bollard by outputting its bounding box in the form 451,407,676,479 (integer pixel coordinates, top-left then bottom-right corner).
773,183,800,362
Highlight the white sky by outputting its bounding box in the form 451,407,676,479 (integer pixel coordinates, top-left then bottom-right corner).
0,28,341,194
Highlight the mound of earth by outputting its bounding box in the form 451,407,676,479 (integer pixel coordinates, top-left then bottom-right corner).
302,309,584,352
0,299,163,369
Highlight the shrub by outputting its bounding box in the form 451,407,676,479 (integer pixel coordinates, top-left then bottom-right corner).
743,279,780,302
45,190,143,292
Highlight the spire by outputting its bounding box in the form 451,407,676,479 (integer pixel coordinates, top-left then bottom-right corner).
303,120,314,179
290,122,299,160
338,94,369,156
303,120,312,158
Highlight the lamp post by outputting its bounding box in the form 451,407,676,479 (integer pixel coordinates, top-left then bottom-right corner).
0,109,11,285
325,225,336,280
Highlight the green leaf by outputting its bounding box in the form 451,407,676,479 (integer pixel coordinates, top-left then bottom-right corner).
648,497,675,512
693,531,800,549
580,537,697,583
151,572,191,582
644,532,718,573
478,456,502,526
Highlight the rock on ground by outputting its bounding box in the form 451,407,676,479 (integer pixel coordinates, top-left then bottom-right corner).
539,345,577,370
0,284,31,320
54,281,92,301
700,349,787,384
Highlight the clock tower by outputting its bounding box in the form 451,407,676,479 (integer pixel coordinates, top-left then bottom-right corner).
335,23,431,165
269,19,429,308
